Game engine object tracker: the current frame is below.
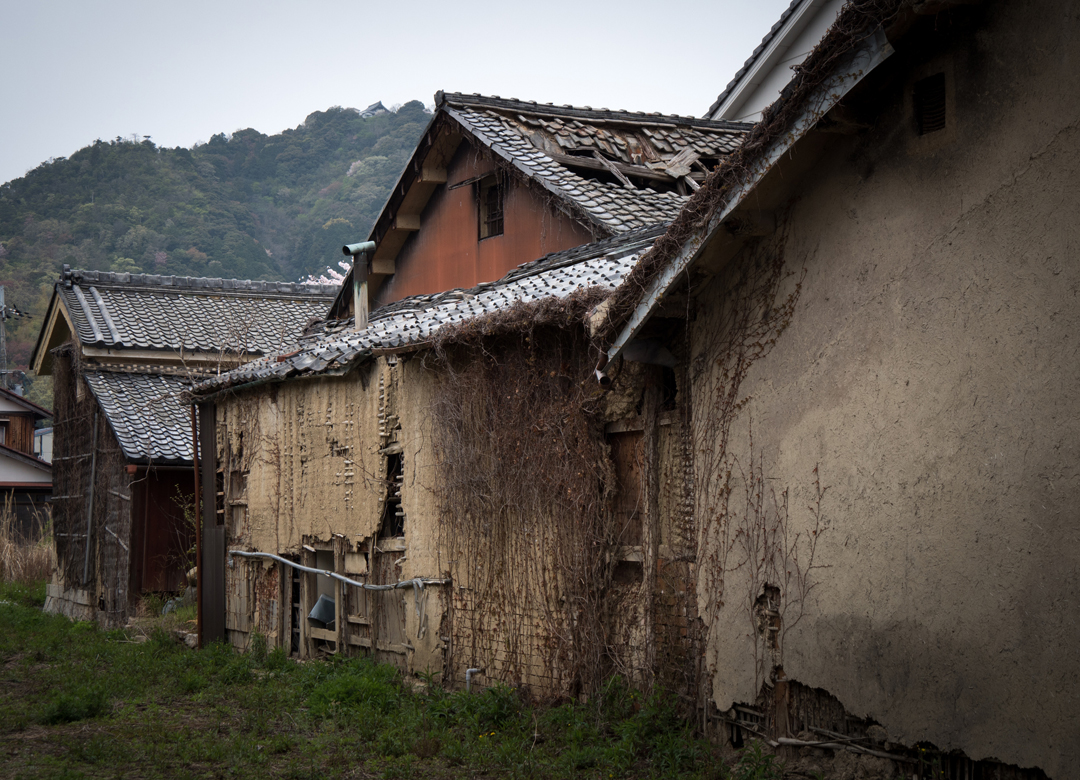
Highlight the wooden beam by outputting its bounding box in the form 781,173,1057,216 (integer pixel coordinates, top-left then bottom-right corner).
394,214,420,232
547,151,675,184
419,165,447,183
592,150,635,189
371,259,396,276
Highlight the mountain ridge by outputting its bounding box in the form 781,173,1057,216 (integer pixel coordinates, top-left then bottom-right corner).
0,100,429,392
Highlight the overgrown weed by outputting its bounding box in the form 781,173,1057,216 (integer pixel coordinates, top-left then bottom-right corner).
0,495,52,587
1,592,728,779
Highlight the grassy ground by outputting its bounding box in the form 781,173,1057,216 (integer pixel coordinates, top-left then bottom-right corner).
0,581,785,780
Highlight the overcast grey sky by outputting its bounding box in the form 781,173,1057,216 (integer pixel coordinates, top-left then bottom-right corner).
0,0,789,186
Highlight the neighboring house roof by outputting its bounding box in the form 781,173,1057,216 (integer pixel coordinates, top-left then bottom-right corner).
330,93,751,315
706,0,847,122
31,266,339,373
84,371,193,465
194,226,665,397
0,440,52,482
0,385,51,418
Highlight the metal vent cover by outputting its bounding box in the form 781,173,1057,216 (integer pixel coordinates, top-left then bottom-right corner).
914,72,947,135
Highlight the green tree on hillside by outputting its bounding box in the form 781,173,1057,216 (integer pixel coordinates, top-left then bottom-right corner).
0,100,430,381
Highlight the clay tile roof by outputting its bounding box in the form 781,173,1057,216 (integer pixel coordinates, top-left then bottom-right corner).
84,371,194,464
56,267,338,355
436,92,751,234
193,225,665,396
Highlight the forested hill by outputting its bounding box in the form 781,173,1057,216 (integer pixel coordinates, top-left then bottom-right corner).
0,100,429,373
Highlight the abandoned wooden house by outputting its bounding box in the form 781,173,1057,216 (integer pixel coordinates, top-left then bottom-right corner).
189,95,752,695
591,0,1078,777
0,385,52,539
191,226,697,695
30,267,338,624
327,91,751,315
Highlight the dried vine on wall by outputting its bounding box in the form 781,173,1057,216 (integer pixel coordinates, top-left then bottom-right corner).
688,238,827,693
428,288,617,698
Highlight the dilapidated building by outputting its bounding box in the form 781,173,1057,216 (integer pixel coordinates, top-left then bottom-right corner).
0,385,52,539
189,95,752,696
594,0,1080,777
192,226,702,697
329,92,750,314
31,268,337,624
190,0,1078,775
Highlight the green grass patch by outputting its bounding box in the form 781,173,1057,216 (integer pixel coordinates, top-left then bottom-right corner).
0,583,740,779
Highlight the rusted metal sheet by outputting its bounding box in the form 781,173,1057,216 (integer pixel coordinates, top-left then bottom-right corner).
374,144,595,307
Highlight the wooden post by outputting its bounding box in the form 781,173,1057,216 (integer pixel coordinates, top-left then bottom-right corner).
277,559,287,651
191,405,202,649
82,412,98,585
369,534,379,659
199,402,226,645
299,545,314,659
334,535,348,656
642,367,662,685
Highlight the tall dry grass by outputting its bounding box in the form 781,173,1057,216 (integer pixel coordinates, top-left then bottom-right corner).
0,493,53,585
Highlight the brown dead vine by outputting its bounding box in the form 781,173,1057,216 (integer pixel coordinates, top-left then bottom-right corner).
685,233,820,688
427,288,619,699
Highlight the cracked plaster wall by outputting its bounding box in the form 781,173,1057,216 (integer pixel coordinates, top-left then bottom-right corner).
696,1,1080,776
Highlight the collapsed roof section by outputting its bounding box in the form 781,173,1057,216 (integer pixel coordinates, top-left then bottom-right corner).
31,266,339,375
194,226,665,398
329,93,751,316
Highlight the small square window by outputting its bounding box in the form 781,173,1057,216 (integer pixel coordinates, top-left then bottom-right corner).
478,176,504,239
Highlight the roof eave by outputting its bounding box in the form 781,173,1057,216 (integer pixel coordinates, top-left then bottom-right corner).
440,104,621,237
0,385,52,417
329,107,445,317
0,442,53,473
29,287,67,375
607,25,895,367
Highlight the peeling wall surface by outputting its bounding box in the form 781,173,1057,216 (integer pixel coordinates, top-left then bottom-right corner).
217,345,694,696
693,2,1080,776
218,357,449,673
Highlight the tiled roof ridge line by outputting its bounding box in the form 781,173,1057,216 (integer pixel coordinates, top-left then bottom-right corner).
84,365,199,380
437,91,754,132
60,266,340,298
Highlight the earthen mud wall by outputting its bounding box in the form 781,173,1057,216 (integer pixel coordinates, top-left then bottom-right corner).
692,2,1080,776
